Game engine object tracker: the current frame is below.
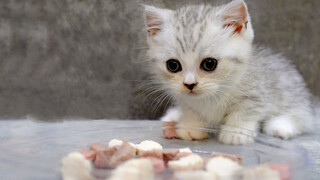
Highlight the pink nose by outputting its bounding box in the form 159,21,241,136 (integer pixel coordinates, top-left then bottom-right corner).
184,83,197,90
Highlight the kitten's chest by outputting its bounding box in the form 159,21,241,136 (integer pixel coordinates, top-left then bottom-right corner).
186,100,227,124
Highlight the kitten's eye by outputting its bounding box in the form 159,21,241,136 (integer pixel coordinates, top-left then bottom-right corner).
166,59,182,73
200,58,218,72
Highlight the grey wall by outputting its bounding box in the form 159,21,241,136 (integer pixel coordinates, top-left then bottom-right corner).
0,0,319,120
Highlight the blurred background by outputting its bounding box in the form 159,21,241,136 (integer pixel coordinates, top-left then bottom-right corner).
0,0,319,120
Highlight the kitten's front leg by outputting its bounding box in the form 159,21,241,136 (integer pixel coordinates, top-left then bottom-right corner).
219,108,258,145
161,107,209,140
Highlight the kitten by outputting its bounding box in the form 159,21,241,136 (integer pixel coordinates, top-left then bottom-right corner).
143,0,314,145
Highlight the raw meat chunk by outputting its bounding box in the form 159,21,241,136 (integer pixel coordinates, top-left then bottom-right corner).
108,158,154,180
90,143,107,151
168,154,204,171
148,157,166,174
78,148,96,160
108,139,137,150
61,152,92,180
210,152,243,164
206,156,242,179
94,151,110,169
138,149,163,159
179,148,192,153
173,152,192,160
137,140,163,152
163,149,179,160
108,139,123,147
109,140,136,167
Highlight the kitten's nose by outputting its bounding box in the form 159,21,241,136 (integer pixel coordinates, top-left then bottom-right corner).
184,83,197,90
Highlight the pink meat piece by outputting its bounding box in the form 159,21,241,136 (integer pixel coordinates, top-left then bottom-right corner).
148,157,166,174
163,149,180,165
103,146,118,157
210,152,243,164
90,143,107,151
163,122,180,139
94,151,110,168
269,163,291,180
173,152,192,160
138,150,163,159
109,140,136,167
79,148,97,160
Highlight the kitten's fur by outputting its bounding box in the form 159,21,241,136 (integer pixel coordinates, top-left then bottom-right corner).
143,0,313,145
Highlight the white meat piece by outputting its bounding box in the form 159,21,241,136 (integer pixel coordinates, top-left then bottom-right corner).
174,170,217,180
137,140,163,152
107,158,154,180
179,148,192,153
61,152,92,180
108,139,123,147
206,156,242,179
168,154,204,171
108,139,137,149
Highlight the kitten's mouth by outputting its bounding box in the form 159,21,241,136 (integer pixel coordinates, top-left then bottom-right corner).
188,90,197,95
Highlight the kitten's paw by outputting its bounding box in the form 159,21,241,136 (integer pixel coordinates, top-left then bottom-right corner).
176,128,208,141
264,116,300,140
219,127,256,145
160,108,181,122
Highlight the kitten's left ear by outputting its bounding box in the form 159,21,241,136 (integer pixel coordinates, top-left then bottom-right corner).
220,0,250,34
143,5,172,37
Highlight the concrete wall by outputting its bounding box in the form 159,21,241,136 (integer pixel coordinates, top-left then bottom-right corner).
0,0,319,120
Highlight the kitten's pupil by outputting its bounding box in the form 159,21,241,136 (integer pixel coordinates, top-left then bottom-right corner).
166,59,182,73
201,58,218,72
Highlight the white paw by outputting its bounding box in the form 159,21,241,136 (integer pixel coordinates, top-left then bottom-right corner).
176,128,208,141
160,108,181,122
264,116,299,140
219,127,256,145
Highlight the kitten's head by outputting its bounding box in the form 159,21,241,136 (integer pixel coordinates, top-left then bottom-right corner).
143,0,254,100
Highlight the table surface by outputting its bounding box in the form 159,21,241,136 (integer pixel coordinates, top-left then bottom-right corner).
0,119,319,180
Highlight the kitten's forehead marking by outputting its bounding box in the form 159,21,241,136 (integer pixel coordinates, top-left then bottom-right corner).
173,5,214,53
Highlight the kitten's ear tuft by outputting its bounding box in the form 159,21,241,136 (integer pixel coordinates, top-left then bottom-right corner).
220,0,249,34
143,5,171,37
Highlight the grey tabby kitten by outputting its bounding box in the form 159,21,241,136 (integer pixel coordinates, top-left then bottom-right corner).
143,0,313,145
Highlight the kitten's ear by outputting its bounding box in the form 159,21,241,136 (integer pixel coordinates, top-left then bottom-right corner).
220,0,249,34
143,5,172,37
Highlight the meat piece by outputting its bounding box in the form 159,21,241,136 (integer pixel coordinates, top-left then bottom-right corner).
108,139,123,147
210,152,243,164
148,157,166,174
94,151,110,169
137,140,163,152
269,164,291,180
79,148,96,160
107,158,154,180
163,122,179,139
138,149,163,159
103,146,118,157
90,143,107,151
109,140,136,167
61,152,93,180
174,170,217,180
173,152,192,160
206,156,242,179
108,139,137,150
179,148,192,153
163,149,179,161
168,154,204,171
